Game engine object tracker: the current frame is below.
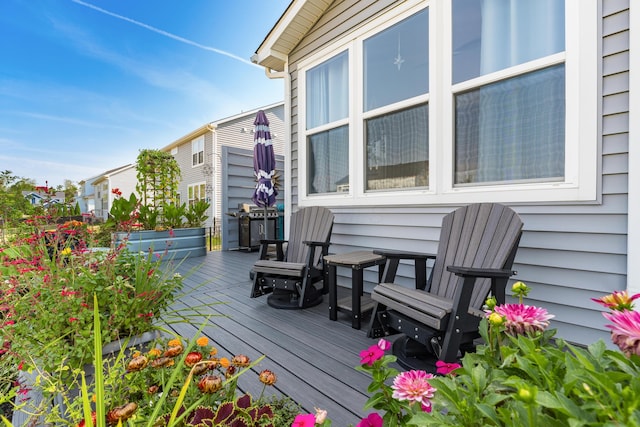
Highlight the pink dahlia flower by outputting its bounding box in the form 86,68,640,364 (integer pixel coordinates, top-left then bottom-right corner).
592,291,640,311
391,370,436,412
603,310,640,357
492,303,554,336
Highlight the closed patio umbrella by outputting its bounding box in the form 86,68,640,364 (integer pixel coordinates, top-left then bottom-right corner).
252,110,278,239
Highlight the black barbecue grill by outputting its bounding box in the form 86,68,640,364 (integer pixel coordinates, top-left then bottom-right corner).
228,204,279,251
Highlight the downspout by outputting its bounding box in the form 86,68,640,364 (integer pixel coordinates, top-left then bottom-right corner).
260,64,291,239
207,123,217,231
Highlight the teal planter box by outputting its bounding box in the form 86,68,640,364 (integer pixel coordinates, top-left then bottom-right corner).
113,227,207,259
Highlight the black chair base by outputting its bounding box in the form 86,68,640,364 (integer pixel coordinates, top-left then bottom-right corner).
391,335,477,373
392,336,441,373
266,287,323,310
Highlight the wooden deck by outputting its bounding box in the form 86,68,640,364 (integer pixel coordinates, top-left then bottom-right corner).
165,250,384,426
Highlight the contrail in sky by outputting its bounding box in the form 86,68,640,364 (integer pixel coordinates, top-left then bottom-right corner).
70,0,259,67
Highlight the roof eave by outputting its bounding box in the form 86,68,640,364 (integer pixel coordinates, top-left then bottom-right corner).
252,0,333,72
161,123,216,152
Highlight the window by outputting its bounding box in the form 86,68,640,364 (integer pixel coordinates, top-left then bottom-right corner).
364,9,429,191
305,51,349,194
192,136,204,167
188,183,206,206
452,0,565,186
297,0,597,206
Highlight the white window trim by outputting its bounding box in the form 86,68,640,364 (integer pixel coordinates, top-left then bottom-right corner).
187,181,206,205
192,136,205,168
297,0,598,207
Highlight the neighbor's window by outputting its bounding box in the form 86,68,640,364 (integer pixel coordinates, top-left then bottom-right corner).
192,136,204,167
363,9,429,191
452,0,565,185
188,182,206,206
306,51,349,194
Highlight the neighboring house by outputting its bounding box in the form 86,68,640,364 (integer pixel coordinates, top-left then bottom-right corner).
92,164,136,221
77,174,102,216
23,187,65,207
160,102,285,230
250,0,638,346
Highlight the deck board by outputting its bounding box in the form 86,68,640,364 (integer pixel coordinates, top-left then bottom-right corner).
165,250,387,426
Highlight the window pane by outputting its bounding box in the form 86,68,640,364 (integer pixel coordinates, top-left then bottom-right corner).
306,51,348,129
455,65,565,185
364,9,428,111
307,125,349,194
452,0,565,84
366,104,429,190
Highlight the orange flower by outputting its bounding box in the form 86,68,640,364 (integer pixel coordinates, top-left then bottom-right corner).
196,337,209,347
219,357,230,368
209,347,218,356
168,338,181,347
148,348,162,357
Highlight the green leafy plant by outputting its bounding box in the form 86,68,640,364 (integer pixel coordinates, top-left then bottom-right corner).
105,191,139,232
106,149,209,232
135,149,181,215
138,204,159,230
0,224,190,384
163,202,187,229
185,200,211,228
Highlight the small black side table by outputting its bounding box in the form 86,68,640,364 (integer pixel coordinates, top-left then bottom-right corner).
324,251,386,329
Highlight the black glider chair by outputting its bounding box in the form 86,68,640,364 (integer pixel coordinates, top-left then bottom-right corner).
368,203,523,371
250,206,334,309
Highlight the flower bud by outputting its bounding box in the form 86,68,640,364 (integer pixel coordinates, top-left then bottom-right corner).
259,369,277,386
488,312,505,326
512,281,529,296
314,408,328,424
197,375,223,394
184,352,203,367
231,354,251,367
516,386,536,404
485,296,497,310
126,355,148,372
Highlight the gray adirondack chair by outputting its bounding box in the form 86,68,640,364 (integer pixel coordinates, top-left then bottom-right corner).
250,206,334,309
368,203,523,371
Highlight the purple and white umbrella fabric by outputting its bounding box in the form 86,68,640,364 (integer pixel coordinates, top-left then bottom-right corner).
251,110,278,237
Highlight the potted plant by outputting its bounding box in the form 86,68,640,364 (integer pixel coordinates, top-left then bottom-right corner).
109,149,210,259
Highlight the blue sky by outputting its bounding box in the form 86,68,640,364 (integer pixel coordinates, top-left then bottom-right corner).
0,0,290,188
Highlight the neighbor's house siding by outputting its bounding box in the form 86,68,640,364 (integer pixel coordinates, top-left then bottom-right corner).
281,0,630,346
171,133,213,228
167,103,285,230
210,104,285,224
92,165,137,221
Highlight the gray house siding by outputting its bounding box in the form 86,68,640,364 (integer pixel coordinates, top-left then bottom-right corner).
170,104,285,231
281,0,630,346
174,132,215,228
211,105,285,230
221,146,285,251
